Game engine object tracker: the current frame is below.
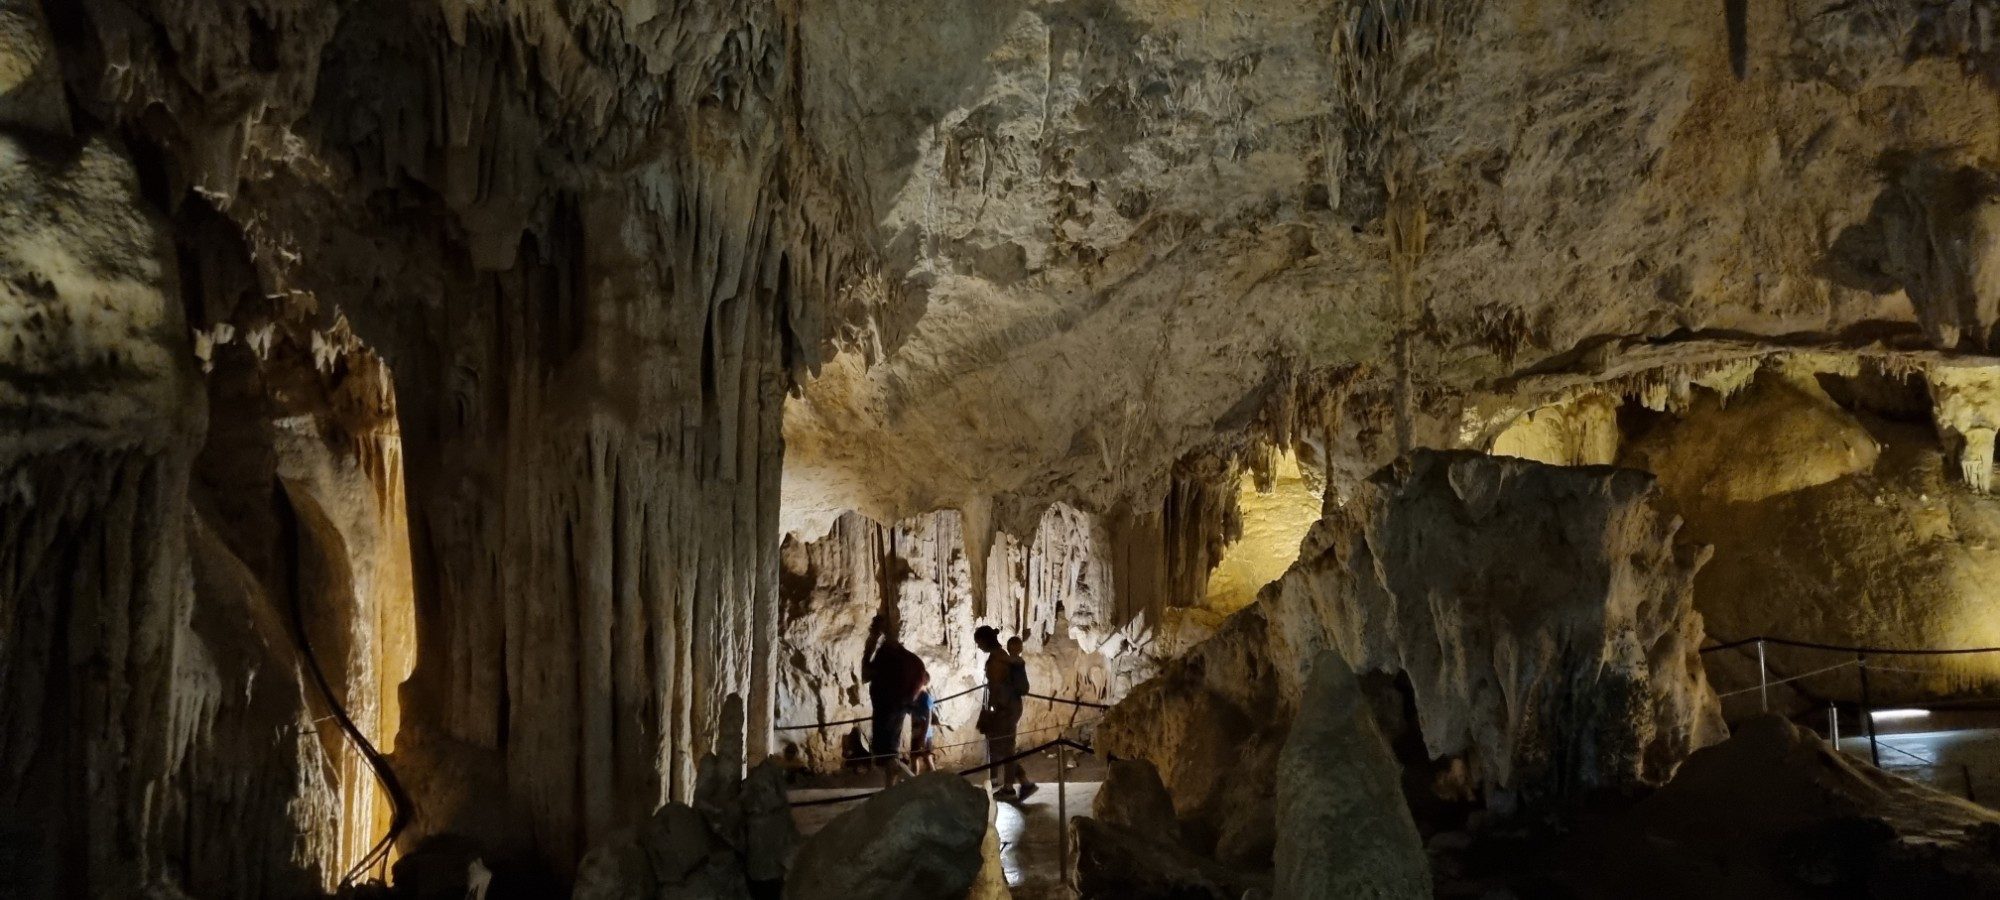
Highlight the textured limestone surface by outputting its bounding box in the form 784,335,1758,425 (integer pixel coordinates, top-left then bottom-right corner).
777,506,1161,771
1068,815,1238,900
13,0,2000,898
784,0,2000,539
1473,352,2000,703
784,772,996,900
1273,651,1429,900
1102,450,1726,853
1091,758,1179,842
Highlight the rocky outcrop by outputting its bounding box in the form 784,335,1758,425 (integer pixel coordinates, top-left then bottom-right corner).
1103,450,1725,843
11,1,880,893
1093,759,1180,843
785,772,994,900
1274,651,1429,900
1068,816,1237,900
1618,365,2000,704
1551,715,2000,900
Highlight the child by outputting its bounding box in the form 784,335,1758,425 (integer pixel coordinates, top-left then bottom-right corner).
909,672,937,774
1005,636,1031,702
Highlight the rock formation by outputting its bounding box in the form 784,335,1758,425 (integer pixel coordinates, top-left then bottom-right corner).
776,505,1157,771
784,772,994,900
1551,715,2000,900
1068,816,1238,900
1103,450,1726,851
1273,651,1429,900
1092,758,1180,843
13,0,2000,897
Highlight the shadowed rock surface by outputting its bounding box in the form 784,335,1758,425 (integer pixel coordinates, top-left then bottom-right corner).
1274,651,1429,900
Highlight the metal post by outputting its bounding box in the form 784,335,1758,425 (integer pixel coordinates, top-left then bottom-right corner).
1757,639,1769,712
1057,740,1070,886
1858,654,1880,769
1829,703,1839,748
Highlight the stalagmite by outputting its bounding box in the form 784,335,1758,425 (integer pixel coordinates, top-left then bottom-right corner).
1274,651,1429,900
1927,364,2000,493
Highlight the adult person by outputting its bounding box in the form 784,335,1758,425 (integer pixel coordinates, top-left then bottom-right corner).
862,614,925,787
975,625,1038,801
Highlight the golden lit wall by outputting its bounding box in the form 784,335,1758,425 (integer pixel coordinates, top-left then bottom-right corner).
1203,452,1325,613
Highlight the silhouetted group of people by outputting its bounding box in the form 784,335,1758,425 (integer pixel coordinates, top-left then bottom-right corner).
860,615,1038,801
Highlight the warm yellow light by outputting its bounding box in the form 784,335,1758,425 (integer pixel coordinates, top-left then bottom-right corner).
1204,452,1324,613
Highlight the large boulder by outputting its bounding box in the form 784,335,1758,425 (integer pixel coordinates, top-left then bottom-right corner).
785,772,990,900
1093,759,1180,844
1551,715,2000,900
1069,816,1236,900
1274,651,1429,900
741,760,802,883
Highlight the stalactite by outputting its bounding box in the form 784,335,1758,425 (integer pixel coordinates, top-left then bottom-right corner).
775,504,1144,772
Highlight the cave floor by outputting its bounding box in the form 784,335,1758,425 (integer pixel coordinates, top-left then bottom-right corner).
790,778,1101,899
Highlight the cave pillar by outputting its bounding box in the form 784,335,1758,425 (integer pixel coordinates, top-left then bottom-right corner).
390,173,791,870
0,128,204,898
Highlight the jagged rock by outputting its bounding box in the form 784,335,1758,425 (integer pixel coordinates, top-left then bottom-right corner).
1093,759,1180,844
741,760,802,883
1551,715,2000,899
643,803,720,888
572,832,653,900
1274,652,1429,900
1068,816,1258,900
784,772,990,900
1104,450,1725,834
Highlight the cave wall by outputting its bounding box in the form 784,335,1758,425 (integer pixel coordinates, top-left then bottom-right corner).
776,504,1160,771
1478,355,2000,711
0,130,205,899
3,0,879,895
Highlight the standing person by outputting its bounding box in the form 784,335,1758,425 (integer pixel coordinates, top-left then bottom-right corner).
975,626,1038,801
862,614,925,787
909,672,937,775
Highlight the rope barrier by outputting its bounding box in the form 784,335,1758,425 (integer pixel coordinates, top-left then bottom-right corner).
777,684,1115,732
1715,659,1858,699
775,683,991,732
1026,692,1111,710
787,721,1103,809
1703,634,2000,656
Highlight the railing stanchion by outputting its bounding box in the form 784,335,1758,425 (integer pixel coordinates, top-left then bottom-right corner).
1858,653,1880,769
1757,639,1769,711
1057,739,1070,887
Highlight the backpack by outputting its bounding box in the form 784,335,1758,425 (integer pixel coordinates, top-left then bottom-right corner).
1008,658,1030,701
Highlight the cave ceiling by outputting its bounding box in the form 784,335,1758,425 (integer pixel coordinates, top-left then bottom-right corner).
780,0,2000,536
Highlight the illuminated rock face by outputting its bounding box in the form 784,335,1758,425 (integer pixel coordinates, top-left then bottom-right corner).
11,1,2000,897
774,506,1157,772
1102,451,1724,855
